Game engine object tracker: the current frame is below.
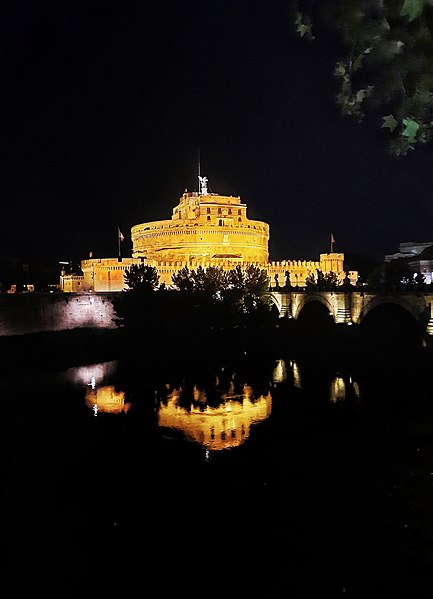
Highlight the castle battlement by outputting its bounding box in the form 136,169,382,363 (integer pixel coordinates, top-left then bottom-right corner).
66,180,357,293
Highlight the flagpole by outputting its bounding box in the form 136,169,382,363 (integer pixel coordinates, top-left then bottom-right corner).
117,227,122,259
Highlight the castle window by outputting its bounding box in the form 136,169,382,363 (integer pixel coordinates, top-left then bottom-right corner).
207,207,210,214
218,207,222,214
207,216,210,221
219,220,223,226
238,209,241,215
228,208,232,215
238,217,241,222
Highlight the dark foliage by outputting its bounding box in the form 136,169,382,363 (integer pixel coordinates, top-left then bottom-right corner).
111,263,281,361
305,269,339,291
292,0,433,157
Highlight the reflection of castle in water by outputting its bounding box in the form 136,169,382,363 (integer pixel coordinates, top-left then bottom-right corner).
65,359,360,431
85,385,130,414
64,361,130,414
157,383,272,450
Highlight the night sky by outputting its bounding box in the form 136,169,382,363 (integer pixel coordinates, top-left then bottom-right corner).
3,0,433,275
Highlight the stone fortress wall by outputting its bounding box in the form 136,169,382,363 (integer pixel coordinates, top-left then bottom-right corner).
61,179,358,292
131,190,269,264
0,293,117,336
77,255,355,292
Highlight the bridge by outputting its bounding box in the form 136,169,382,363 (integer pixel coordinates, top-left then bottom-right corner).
269,289,433,335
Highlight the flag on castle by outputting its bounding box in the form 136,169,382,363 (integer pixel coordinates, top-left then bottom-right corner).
117,227,125,260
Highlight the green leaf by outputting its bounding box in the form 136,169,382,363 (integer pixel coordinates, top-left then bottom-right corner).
381,114,398,131
296,23,312,37
334,62,346,77
402,118,420,141
355,86,374,103
352,54,364,72
401,0,424,21
294,11,314,39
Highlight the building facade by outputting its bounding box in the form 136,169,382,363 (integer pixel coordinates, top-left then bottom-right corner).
385,241,433,285
61,180,357,292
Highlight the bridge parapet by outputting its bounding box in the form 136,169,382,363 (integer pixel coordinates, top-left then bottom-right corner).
269,290,433,334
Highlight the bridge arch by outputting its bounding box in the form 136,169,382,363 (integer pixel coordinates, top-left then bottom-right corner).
268,293,284,315
292,293,336,321
296,299,336,335
268,290,341,322
359,294,426,324
359,300,426,351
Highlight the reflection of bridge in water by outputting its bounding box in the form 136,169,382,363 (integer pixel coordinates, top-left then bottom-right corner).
269,290,433,335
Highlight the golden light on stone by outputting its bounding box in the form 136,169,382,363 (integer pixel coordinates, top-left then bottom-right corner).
131,190,270,269
67,180,355,293
158,384,272,450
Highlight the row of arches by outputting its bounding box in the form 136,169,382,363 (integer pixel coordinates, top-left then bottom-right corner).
270,293,431,353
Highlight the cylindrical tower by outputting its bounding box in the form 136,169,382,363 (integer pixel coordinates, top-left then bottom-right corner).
131,189,269,265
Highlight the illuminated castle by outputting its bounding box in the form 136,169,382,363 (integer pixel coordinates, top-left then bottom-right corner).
61,177,357,292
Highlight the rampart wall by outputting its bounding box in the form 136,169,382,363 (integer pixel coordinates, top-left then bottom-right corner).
0,293,119,336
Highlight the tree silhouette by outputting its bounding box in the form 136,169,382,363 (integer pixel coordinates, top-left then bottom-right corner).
124,263,160,292
171,263,273,323
305,269,339,291
111,264,162,331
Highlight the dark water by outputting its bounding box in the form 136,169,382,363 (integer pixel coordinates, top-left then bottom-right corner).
3,348,433,598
